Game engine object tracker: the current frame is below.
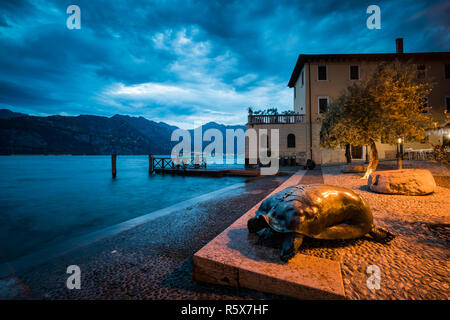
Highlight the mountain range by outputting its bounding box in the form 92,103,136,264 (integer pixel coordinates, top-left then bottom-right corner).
0,109,245,155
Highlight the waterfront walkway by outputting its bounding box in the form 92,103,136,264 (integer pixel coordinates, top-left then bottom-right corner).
2,161,449,300
299,168,324,184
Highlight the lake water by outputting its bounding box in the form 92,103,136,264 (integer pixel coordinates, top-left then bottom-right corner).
0,155,245,263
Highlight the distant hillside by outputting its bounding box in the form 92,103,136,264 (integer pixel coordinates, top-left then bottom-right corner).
0,110,245,155
0,109,27,119
189,121,246,154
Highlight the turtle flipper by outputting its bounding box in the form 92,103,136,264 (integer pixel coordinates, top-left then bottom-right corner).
248,214,269,233
369,226,395,243
258,227,274,240
280,234,303,262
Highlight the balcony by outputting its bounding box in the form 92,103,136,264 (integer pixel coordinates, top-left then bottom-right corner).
247,114,305,125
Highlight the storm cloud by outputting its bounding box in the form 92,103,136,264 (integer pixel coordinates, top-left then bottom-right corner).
0,0,448,128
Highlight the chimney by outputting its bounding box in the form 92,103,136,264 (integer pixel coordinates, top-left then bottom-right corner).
396,38,403,53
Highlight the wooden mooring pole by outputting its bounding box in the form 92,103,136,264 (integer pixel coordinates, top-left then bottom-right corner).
112,154,117,178
149,154,154,174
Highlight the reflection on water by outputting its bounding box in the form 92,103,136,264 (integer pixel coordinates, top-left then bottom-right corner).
0,155,245,263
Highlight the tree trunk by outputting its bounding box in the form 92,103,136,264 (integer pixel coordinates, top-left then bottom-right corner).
362,140,379,179
345,144,352,164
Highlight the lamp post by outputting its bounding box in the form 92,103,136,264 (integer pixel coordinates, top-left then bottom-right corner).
396,138,403,170
400,138,404,161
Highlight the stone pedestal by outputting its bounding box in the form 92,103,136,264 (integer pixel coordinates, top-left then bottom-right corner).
193,170,345,299
368,169,436,195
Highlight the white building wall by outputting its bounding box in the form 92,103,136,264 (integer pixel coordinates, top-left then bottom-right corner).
294,66,306,114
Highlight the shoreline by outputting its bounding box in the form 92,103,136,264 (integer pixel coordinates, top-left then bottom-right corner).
0,155,249,265
0,183,247,279
1,172,295,299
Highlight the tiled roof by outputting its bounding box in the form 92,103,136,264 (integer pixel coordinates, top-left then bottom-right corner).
288,51,450,87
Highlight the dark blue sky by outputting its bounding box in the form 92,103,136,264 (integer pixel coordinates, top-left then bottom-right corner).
0,0,448,128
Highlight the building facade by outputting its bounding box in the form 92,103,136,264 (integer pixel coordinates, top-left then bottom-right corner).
245,39,450,166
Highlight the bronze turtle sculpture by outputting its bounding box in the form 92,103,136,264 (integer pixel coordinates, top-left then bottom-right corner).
248,184,395,261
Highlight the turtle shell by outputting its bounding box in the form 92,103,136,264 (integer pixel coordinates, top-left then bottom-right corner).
254,184,373,238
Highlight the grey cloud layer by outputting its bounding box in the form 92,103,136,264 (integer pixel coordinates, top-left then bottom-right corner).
0,0,448,127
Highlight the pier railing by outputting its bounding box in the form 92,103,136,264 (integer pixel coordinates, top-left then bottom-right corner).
247,114,305,125
149,155,207,172
110,154,208,178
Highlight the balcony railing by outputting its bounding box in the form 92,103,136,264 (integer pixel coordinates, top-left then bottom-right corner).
247,114,305,124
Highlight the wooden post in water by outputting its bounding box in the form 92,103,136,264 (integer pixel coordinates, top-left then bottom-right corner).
149,155,154,174
112,154,117,179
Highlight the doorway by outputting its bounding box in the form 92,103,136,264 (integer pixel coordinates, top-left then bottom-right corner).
351,145,363,159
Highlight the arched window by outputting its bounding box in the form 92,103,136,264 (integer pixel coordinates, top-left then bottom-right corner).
287,134,296,148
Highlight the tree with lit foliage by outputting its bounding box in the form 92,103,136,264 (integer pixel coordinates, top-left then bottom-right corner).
320,59,434,179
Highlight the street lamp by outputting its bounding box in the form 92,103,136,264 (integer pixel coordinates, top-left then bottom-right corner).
396,137,403,169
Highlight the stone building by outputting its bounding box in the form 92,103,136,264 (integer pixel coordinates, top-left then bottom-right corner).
245,38,450,166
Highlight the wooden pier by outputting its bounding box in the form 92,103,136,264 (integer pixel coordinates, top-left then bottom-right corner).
150,155,262,177
111,154,267,178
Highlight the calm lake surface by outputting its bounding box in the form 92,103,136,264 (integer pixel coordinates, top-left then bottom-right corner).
0,155,245,263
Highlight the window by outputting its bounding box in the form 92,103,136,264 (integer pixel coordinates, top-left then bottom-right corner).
445,64,450,80
446,96,450,112
287,134,296,148
318,65,327,81
350,65,359,80
318,97,329,113
417,64,426,79
294,86,296,99
301,71,304,86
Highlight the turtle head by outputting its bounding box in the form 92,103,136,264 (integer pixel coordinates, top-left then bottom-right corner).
265,202,318,234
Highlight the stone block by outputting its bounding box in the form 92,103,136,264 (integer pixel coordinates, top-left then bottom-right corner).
368,169,436,195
